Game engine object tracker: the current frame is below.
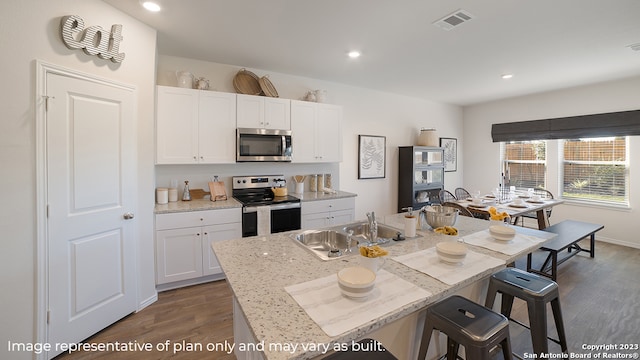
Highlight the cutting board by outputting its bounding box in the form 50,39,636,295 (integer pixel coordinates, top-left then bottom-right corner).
208,181,227,201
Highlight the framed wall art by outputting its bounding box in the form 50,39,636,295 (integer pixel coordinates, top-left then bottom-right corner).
358,135,386,179
440,137,457,172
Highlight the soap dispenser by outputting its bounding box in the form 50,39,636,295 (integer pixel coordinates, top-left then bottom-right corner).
182,180,191,201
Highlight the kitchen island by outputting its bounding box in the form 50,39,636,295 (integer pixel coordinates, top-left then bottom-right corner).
212,214,555,360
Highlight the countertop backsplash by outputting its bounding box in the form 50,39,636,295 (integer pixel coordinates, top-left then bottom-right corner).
155,162,341,199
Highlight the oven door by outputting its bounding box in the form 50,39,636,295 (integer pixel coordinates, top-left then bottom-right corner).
270,203,301,234
242,207,258,237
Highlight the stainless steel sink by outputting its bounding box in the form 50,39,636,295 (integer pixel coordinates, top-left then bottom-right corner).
291,222,403,261
341,223,402,244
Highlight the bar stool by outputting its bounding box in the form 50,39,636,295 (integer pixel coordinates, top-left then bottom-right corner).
418,295,513,360
484,267,568,356
323,338,398,360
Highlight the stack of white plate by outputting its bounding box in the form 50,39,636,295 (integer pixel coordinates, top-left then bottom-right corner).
337,266,376,300
435,241,468,264
489,225,516,242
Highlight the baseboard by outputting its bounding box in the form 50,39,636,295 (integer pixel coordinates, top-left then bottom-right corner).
156,273,226,292
595,236,640,250
137,292,158,312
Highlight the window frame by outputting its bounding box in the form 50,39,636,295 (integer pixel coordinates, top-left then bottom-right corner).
559,136,630,208
500,140,548,190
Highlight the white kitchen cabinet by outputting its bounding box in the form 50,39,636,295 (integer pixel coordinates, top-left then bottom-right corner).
291,100,342,163
236,94,291,130
301,197,355,229
155,208,241,286
156,85,236,164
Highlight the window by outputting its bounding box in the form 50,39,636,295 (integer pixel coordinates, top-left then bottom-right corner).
561,137,628,205
501,140,546,189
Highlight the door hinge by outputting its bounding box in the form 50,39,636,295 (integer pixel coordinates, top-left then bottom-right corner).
46,204,49,218
47,309,50,324
44,95,55,111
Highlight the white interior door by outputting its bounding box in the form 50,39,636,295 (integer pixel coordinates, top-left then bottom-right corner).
46,72,137,358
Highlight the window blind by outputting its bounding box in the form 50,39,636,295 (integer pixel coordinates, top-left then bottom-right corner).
491,109,640,142
562,137,628,205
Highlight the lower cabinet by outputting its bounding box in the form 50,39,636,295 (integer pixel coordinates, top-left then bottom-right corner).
155,208,241,286
301,197,355,229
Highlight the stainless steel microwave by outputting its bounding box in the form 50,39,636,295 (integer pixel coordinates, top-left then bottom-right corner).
236,128,292,162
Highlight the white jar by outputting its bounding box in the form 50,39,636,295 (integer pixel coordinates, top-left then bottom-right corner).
168,188,178,202
156,188,168,204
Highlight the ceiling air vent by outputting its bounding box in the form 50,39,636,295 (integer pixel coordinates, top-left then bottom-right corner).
433,9,474,31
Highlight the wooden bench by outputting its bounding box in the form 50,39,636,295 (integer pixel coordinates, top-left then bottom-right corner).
527,220,604,281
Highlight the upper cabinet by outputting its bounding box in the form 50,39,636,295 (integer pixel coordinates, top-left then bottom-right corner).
236,94,291,130
291,100,342,163
156,86,236,164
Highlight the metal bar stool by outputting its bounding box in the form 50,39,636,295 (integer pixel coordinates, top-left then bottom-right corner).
418,295,513,360
484,267,568,357
323,338,397,360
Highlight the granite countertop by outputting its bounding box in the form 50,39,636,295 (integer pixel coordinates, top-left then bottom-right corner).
292,190,356,202
211,214,552,360
154,191,356,214
154,198,242,214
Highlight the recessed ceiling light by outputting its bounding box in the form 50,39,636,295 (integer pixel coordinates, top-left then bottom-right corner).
141,1,161,12
501,74,514,79
347,51,361,59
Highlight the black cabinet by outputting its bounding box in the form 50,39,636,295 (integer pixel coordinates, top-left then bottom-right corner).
398,146,445,212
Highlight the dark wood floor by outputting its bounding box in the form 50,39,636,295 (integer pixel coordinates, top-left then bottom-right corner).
56,240,639,360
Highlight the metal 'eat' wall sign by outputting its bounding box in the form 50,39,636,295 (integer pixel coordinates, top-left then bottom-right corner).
60,15,125,63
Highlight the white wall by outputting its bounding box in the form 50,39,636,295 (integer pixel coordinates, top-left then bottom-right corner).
0,1,157,359
157,55,464,219
463,75,640,248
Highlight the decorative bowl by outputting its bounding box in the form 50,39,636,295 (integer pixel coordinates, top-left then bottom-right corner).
337,266,376,299
435,241,468,264
489,225,516,242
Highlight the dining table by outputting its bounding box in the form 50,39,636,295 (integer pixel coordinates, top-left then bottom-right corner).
455,193,564,230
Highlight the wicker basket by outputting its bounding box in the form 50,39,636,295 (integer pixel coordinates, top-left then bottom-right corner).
233,69,263,95
258,75,279,97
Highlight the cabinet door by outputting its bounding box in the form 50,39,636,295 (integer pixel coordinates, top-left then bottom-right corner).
316,104,342,162
264,98,291,130
202,223,242,276
236,94,264,128
156,86,199,164
330,209,354,227
198,91,237,163
302,212,331,229
156,228,203,284
291,100,317,163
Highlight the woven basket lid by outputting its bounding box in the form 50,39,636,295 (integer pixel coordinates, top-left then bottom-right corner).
233,69,262,95
258,75,279,98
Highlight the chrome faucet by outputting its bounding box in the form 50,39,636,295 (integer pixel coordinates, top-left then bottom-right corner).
366,212,378,244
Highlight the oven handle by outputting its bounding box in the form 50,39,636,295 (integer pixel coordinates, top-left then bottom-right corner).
270,202,301,211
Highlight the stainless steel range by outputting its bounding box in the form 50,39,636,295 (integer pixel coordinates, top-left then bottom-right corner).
232,175,301,237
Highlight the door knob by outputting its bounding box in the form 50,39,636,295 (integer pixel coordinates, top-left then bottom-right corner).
123,212,135,220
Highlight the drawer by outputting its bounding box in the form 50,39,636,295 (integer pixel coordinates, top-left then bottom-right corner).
302,197,354,215
156,208,241,230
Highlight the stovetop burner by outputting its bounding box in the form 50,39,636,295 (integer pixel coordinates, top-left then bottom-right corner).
232,175,300,207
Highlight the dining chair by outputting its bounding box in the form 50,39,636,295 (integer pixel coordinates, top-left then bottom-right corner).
454,187,472,201
443,202,474,218
438,189,457,204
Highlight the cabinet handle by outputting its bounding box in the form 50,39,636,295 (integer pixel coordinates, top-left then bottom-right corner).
200,156,204,160
193,156,197,161
196,233,200,236
204,232,208,235
265,122,270,126
200,218,204,221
